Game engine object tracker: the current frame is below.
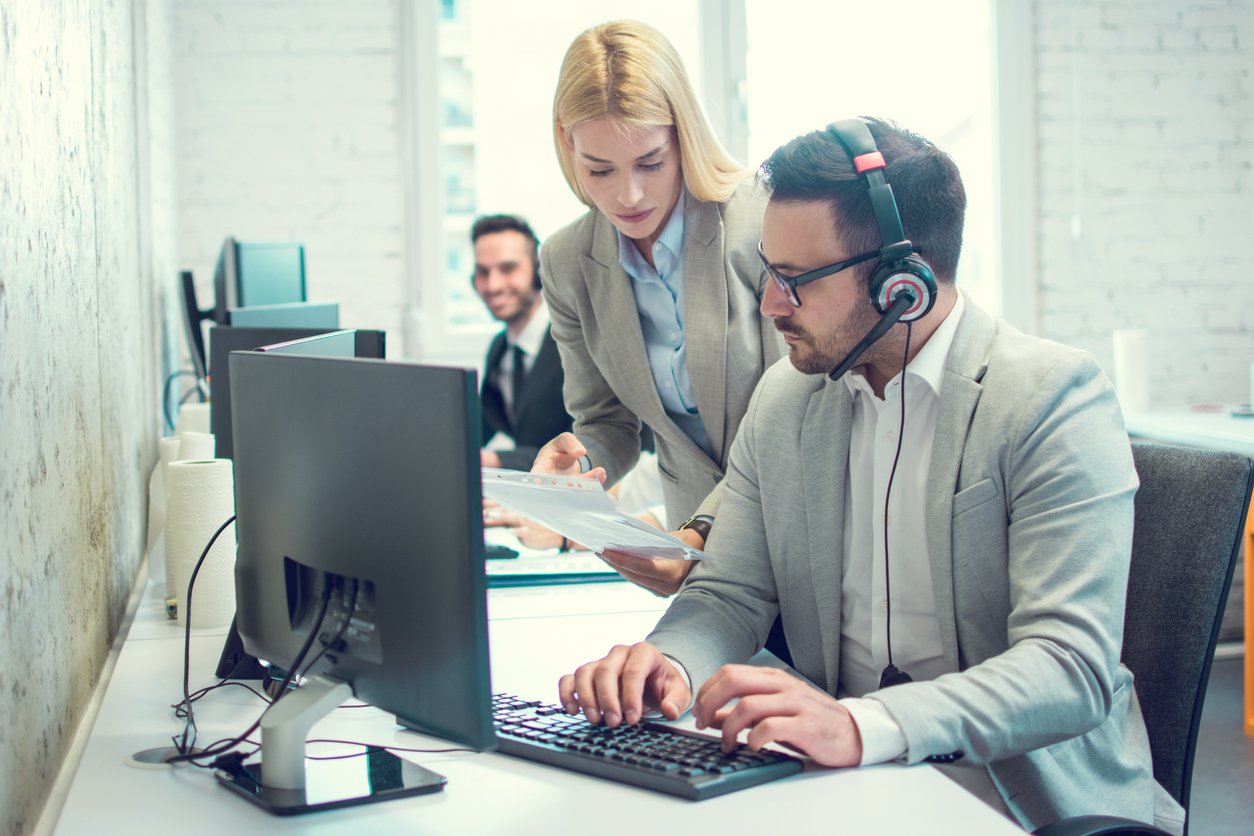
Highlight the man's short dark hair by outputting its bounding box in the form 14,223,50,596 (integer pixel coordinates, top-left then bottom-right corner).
471,214,541,289
759,117,966,285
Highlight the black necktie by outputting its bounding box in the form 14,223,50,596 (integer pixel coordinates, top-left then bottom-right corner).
509,344,527,423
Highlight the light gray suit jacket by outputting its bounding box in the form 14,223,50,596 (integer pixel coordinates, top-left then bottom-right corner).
540,180,786,527
647,298,1185,833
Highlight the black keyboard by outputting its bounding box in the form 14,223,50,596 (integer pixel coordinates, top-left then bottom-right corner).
491,693,803,800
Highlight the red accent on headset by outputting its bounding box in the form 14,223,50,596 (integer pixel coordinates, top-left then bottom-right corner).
885,278,924,315
853,151,887,174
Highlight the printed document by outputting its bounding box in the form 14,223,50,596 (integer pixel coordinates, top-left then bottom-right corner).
481,469,703,561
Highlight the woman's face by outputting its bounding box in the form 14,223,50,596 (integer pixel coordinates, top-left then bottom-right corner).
564,118,684,249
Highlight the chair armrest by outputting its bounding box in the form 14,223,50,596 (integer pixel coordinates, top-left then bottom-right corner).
1033,814,1171,836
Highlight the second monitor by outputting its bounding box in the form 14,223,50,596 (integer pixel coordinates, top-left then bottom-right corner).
208,325,386,459
213,237,307,325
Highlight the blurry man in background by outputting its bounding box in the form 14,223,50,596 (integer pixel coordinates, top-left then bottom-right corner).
472,214,571,470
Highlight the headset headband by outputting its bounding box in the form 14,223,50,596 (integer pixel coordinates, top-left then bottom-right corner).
826,119,913,261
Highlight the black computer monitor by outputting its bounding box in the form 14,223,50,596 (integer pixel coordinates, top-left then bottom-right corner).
223,345,493,814
208,326,386,460
180,270,211,380
212,237,307,325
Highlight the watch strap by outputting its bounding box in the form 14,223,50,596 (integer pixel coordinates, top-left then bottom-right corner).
679,514,714,542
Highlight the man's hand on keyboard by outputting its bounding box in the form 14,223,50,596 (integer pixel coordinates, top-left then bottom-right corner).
559,642,692,729
693,664,863,767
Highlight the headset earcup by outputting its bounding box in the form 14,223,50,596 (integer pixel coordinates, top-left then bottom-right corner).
869,256,937,323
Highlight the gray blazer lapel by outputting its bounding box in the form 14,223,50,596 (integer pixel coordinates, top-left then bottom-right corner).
681,194,729,462
582,211,711,464
800,380,852,694
924,296,997,672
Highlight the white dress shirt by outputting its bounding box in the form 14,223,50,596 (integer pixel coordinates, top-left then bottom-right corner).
836,293,964,764
496,301,550,417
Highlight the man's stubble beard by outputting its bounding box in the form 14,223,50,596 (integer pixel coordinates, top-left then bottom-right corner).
777,303,882,376
498,286,539,328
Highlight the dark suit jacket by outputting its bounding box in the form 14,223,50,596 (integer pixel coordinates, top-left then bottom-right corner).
480,325,572,471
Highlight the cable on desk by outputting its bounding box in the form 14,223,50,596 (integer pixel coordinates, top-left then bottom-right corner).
164,533,385,770
172,679,271,718
167,566,334,767
177,381,204,408
168,514,237,757
161,370,200,433
172,677,374,716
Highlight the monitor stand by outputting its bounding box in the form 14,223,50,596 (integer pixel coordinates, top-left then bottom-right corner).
214,675,446,815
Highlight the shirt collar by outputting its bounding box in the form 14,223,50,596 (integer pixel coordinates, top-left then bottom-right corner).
508,298,550,358
617,190,686,281
844,292,964,400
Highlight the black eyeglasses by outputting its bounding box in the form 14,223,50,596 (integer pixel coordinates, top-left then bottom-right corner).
757,241,882,308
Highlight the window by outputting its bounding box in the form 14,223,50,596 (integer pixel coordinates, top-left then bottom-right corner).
420,0,702,365
744,0,1000,316
407,2,1003,365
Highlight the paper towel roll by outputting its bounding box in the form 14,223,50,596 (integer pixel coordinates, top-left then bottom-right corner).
145,436,183,594
175,401,211,436
177,431,215,462
1112,329,1150,413
165,459,237,628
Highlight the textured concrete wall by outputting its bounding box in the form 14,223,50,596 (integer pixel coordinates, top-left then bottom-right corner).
0,0,174,832
174,0,407,354
1035,0,1254,406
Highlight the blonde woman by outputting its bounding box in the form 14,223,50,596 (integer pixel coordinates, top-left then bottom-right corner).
533,20,784,597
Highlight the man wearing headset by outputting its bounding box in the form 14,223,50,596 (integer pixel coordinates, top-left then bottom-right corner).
557,119,1183,833
471,214,572,470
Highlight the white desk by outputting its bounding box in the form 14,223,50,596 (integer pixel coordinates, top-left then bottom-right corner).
51,580,1021,835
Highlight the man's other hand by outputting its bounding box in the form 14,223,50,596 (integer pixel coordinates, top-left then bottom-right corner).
558,642,691,728
694,665,863,767
598,549,697,597
597,526,702,596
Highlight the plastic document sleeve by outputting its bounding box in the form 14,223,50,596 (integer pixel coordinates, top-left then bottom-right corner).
481,469,703,561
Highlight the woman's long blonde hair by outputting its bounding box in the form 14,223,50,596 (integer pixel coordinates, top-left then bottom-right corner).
553,20,746,207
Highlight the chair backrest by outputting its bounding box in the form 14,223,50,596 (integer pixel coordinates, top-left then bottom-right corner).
1122,442,1253,816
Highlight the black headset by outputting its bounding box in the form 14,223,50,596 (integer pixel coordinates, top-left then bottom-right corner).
515,221,543,290
824,119,938,381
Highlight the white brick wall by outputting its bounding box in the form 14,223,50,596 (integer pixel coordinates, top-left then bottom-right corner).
174,0,408,356
1035,0,1254,407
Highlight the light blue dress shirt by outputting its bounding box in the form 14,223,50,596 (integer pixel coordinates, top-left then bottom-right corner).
616,191,713,458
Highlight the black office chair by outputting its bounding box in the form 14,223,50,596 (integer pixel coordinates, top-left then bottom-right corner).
1036,442,1254,836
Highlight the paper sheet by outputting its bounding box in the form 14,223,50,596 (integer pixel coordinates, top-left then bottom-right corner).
481,469,703,561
